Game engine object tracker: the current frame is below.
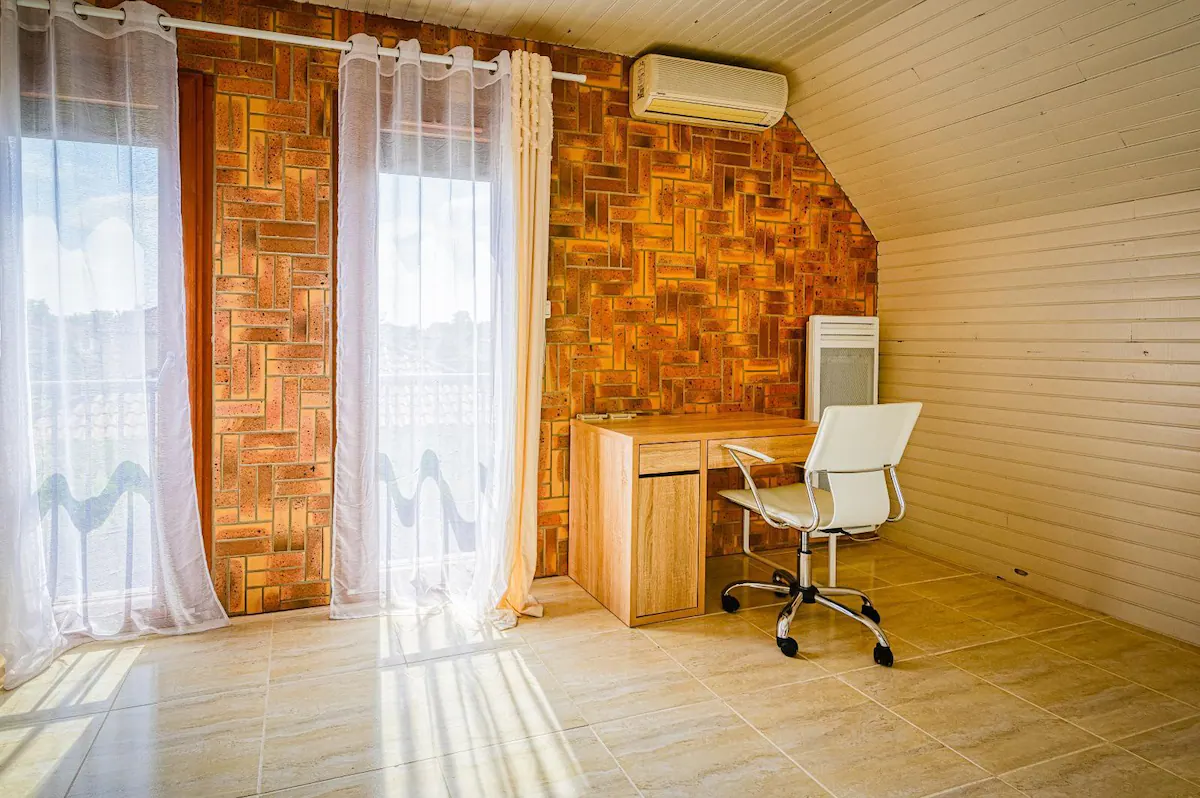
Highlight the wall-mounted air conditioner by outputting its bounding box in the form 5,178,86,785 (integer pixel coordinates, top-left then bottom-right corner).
630,54,787,132
806,315,879,422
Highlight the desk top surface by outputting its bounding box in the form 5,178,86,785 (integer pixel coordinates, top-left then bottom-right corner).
573,411,819,442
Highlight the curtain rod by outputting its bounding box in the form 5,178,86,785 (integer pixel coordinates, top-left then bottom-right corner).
15,0,589,83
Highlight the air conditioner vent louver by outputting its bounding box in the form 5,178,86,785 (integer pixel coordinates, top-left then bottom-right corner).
630,55,787,132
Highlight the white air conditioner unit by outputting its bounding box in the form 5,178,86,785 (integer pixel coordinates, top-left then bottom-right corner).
806,315,879,422
630,54,787,132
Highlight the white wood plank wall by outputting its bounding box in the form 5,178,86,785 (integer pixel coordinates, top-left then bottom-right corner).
879,189,1200,645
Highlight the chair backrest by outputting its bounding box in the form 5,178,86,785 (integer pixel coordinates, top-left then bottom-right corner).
806,402,921,530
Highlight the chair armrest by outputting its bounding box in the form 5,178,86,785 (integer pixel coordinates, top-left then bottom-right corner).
721,444,791,530
721,443,775,463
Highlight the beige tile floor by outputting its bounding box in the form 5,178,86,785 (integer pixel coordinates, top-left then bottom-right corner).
3,540,1199,798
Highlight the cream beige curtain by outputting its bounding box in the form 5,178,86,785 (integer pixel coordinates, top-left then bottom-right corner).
499,49,553,618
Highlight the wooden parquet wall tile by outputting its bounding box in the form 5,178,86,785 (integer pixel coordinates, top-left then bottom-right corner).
159,0,875,613
164,0,341,614
539,52,878,572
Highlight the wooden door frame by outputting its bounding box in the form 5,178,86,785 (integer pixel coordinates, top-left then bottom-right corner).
179,70,215,566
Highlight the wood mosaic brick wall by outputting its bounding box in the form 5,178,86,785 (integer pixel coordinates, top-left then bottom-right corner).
159,0,875,613
540,55,878,570
164,0,341,614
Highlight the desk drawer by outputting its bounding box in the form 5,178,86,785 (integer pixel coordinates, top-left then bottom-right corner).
639,442,701,475
708,434,814,468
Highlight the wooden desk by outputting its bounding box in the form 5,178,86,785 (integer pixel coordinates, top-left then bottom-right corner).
568,412,819,626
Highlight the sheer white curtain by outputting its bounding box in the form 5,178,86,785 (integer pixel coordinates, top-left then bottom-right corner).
0,0,228,690
333,36,516,622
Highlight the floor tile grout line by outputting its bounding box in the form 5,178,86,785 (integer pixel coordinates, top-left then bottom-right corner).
919,632,1024,657
27,624,152,792
430,746,454,798
1004,618,1095,636
1108,739,1200,790
514,620,630,648
0,710,106,734
919,625,1200,731
928,653,1200,786
427,638,592,757
1109,710,1200,744
999,589,1106,619
935,654,1111,742
1105,708,1200,789
888,585,1072,641
581,723,647,798
1096,617,1200,656
29,625,275,796
859,552,1112,635
517,634,717,732
994,770,1052,796
922,776,1035,798
836,550,1167,794
519,621,600,716
872,572,979,589
53,637,147,798
835,611,1200,790
830,664,999,779
58,706,107,797
263,610,528,687
631,626,729,703
828,645,1140,786
250,727,564,798
720,698,846,798
1018,632,1200,710
255,617,275,795
992,742,1107,780
643,625,844,798
253,622,605,796
516,614,665,796
753,559,971,591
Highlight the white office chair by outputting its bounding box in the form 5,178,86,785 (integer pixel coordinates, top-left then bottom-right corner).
718,402,922,666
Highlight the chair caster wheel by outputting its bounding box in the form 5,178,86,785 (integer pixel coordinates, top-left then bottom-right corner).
873,644,894,667
777,637,799,657
862,604,881,623
721,594,740,613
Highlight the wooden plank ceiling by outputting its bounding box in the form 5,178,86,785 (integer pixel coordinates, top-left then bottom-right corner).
307,0,1200,241
300,0,917,72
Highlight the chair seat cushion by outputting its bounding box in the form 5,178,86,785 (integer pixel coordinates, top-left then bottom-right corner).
718,483,836,530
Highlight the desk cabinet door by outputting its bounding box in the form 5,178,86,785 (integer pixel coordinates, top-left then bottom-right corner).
635,473,699,618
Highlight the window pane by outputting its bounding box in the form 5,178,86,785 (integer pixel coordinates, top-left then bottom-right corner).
22,138,159,315
376,174,493,588
21,138,160,615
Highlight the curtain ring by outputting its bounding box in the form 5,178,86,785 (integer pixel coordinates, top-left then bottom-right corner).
157,13,170,32
73,2,128,25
